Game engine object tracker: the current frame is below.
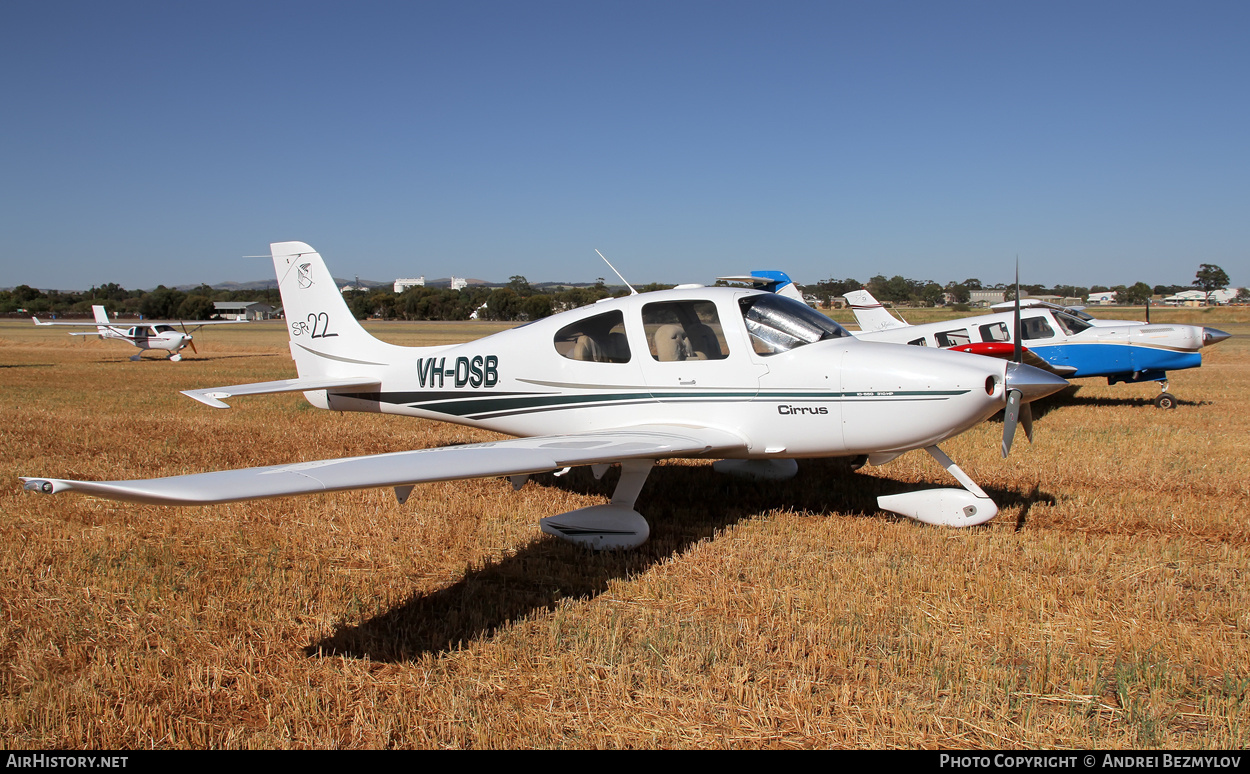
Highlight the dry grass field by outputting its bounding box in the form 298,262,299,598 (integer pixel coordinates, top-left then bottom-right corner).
1,311,1248,749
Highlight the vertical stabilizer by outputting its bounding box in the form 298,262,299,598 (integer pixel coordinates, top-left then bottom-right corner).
844,290,909,332
91,305,111,335
269,241,400,378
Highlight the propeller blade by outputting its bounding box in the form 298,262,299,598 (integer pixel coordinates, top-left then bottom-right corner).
1002,388,1022,458
1021,401,1034,444
1012,259,1022,364
180,322,197,355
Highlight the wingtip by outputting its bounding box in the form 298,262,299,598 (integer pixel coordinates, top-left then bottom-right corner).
21,478,64,494
181,389,232,409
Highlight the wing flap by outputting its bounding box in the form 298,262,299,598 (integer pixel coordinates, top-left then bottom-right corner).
21,425,747,506
182,377,383,408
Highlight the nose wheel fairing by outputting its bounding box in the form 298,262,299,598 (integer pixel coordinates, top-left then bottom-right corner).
876,445,998,527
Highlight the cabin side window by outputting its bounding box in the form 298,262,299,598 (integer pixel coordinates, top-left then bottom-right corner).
1021,316,1055,340
935,328,971,347
907,337,928,346
979,322,1010,342
553,310,631,363
642,300,730,362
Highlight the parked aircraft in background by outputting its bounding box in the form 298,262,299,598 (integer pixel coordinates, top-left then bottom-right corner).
844,289,1229,409
988,299,1147,327
21,242,1068,547
32,305,243,361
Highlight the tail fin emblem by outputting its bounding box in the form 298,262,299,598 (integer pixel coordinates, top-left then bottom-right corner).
297,262,314,289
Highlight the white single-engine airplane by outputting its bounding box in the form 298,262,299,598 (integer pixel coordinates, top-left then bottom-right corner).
844,289,1229,409
22,242,1068,548
32,305,243,361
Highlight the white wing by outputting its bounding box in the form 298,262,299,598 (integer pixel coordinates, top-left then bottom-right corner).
182,377,383,408
32,318,111,327
21,425,746,505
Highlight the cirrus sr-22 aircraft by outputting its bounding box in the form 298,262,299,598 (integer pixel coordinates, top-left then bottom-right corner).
844,289,1229,410
32,305,244,361
22,242,1068,549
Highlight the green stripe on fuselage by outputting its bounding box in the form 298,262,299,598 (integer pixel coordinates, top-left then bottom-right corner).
331,389,969,420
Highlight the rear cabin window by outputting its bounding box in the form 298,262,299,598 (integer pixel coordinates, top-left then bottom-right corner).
979,322,1010,342
738,294,849,356
1021,316,1056,340
908,337,928,346
935,328,971,347
642,300,729,362
553,310,630,363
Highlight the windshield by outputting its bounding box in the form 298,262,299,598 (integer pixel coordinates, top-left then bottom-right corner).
1053,312,1092,336
739,294,849,355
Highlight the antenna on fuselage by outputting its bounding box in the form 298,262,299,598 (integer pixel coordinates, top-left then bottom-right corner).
595,249,638,296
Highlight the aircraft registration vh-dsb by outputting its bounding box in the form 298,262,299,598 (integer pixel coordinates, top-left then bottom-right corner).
22,242,1068,548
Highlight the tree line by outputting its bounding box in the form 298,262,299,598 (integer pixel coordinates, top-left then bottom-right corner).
1,275,672,323
4,265,1237,322
804,263,1238,308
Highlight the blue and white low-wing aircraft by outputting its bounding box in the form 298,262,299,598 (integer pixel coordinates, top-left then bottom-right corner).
32,305,243,361
22,242,1068,548
844,289,1230,409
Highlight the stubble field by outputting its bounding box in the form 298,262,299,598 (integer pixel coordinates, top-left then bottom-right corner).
1,309,1247,749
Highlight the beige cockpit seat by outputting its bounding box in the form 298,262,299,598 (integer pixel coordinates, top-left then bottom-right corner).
570,334,604,362
654,324,693,362
685,322,721,360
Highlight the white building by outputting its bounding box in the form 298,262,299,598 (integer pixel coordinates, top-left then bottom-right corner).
968,290,1005,307
1087,291,1117,305
1163,288,1240,306
213,301,276,320
394,277,425,293
450,277,468,291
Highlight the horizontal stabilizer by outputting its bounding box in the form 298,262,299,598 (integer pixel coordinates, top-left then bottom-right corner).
182,377,382,408
21,425,746,505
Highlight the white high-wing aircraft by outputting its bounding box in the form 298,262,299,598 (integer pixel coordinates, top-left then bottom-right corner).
845,289,1229,409
32,305,243,361
22,242,1068,548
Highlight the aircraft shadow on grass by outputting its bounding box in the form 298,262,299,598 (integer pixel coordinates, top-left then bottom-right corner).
305,461,1055,662
985,386,1210,421
1052,394,1209,409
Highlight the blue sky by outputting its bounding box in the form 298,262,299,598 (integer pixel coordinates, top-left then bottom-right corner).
2,0,1246,291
